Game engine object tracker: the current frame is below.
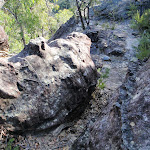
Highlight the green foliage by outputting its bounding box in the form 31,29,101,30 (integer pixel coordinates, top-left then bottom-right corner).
56,0,71,10
4,0,40,36
32,0,56,38
132,9,150,32
48,16,58,36
5,138,19,150
136,32,150,60
0,0,42,52
128,3,138,17
111,22,116,30
101,22,115,29
97,68,110,90
55,9,73,25
101,23,109,29
0,9,24,53
131,9,150,60
0,0,74,53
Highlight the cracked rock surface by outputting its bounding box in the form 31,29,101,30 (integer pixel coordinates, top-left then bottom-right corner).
0,32,97,132
0,0,150,149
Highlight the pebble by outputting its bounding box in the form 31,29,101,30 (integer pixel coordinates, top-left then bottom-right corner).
130,122,135,127
102,55,111,61
130,57,138,62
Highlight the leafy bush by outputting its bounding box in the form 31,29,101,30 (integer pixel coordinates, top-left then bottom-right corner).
136,32,150,60
5,138,19,150
55,9,73,25
0,0,74,54
132,9,150,32
97,68,109,90
131,9,150,60
128,3,138,17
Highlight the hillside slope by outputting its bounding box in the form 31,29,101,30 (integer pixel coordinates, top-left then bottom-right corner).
0,0,150,149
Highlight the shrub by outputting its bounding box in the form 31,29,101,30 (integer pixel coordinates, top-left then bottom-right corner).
136,32,150,60
97,68,109,90
131,8,150,60
132,9,150,32
5,138,19,150
128,3,138,17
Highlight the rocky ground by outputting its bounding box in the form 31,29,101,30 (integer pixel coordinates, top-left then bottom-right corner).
1,0,150,149
0,17,141,150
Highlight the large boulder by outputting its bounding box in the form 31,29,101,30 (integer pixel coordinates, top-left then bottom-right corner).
0,26,9,57
71,59,150,150
0,32,97,132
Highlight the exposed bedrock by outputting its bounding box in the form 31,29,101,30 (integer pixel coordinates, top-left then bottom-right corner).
0,32,98,132
71,59,150,150
91,0,150,21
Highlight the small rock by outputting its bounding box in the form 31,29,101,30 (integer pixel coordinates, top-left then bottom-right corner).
105,47,125,56
130,141,135,145
102,55,111,61
130,122,135,127
115,102,121,108
113,31,127,39
130,57,138,63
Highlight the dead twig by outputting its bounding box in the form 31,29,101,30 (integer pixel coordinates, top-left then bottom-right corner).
0,126,7,140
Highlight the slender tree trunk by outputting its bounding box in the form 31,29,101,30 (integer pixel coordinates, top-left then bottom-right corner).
42,26,44,37
20,24,26,46
140,0,144,16
15,14,26,46
75,0,85,30
2,7,26,46
87,6,90,26
84,6,90,27
14,14,26,46
87,0,92,26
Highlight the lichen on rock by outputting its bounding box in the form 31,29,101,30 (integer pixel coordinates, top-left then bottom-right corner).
0,32,97,132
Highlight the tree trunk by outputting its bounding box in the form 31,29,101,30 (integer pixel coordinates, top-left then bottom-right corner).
42,26,44,37
3,7,26,46
87,6,90,27
75,0,85,30
15,15,26,46
20,24,26,46
84,5,90,27
87,0,92,26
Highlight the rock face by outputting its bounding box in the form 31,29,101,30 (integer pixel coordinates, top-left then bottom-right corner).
0,59,20,99
71,59,150,150
0,26,9,57
70,1,150,149
86,28,127,56
91,0,133,21
0,32,97,132
99,29,126,56
91,0,150,21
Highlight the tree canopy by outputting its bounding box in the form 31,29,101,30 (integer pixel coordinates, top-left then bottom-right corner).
0,0,101,53
0,0,73,53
